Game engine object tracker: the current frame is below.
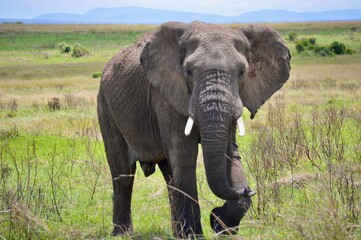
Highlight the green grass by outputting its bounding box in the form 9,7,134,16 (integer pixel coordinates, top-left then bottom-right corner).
0,21,360,239
0,31,145,52
0,133,110,238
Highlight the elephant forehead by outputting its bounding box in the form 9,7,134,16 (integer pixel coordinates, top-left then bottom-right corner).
186,33,247,55
202,33,235,42
190,21,232,32
185,23,240,40
184,33,236,54
192,37,238,59
190,31,239,42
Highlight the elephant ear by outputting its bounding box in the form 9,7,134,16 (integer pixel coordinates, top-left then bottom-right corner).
140,21,189,116
240,25,291,119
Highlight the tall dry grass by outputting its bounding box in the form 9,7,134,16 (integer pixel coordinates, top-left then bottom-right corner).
240,96,360,239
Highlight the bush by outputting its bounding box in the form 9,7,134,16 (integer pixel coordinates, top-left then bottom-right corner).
345,48,353,54
288,32,298,41
309,37,316,45
71,43,89,58
329,41,352,55
295,42,305,53
330,41,346,55
295,38,317,53
58,42,90,57
295,38,352,57
48,97,61,111
58,42,72,54
92,71,102,78
314,45,334,57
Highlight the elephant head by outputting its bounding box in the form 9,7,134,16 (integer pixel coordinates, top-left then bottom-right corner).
141,21,290,200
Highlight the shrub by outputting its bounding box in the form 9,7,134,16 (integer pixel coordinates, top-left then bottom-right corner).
71,43,89,58
330,41,346,55
288,32,298,41
48,97,61,111
309,37,316,45
345,49,353,54
58,42,90,57
58,42,72,54
314,45,334,57
92,71,102,78
295,38,317,53
295,42,305,53
295,38,352,56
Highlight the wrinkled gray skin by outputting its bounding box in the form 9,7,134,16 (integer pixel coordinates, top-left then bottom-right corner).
97,21,290,238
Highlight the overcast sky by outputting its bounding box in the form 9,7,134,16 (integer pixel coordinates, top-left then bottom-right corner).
1,0,361,19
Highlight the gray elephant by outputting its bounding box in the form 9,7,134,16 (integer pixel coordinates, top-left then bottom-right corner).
97,21,290,238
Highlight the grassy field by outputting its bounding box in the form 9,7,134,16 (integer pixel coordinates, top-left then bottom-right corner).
0,21,360,239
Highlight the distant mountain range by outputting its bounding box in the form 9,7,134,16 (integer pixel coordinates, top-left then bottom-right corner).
1,7,361,24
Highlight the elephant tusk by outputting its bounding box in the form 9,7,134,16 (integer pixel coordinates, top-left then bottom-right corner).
184,117,194,136
237,117,245,136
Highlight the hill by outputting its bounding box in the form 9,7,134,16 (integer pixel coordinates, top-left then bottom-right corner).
1,7,361,24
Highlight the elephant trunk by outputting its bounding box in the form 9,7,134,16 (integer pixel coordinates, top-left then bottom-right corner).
195,70,244,200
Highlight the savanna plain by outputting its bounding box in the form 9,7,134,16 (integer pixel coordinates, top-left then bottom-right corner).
0,21,360,239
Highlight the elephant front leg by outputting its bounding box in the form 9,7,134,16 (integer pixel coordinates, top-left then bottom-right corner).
158,154,203,238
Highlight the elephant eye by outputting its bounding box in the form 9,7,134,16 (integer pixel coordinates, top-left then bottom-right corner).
186,69,193,78
238,69,244,78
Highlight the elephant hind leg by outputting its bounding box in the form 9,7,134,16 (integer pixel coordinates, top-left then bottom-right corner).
98,95,136,236
110,152,136,237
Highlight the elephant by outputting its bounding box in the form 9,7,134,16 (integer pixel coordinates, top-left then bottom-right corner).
97,21,290,238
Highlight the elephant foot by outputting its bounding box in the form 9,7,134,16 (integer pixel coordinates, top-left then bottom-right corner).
173,222,203,239
112,223,134,237
175,231,203,239
210,197,252,235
